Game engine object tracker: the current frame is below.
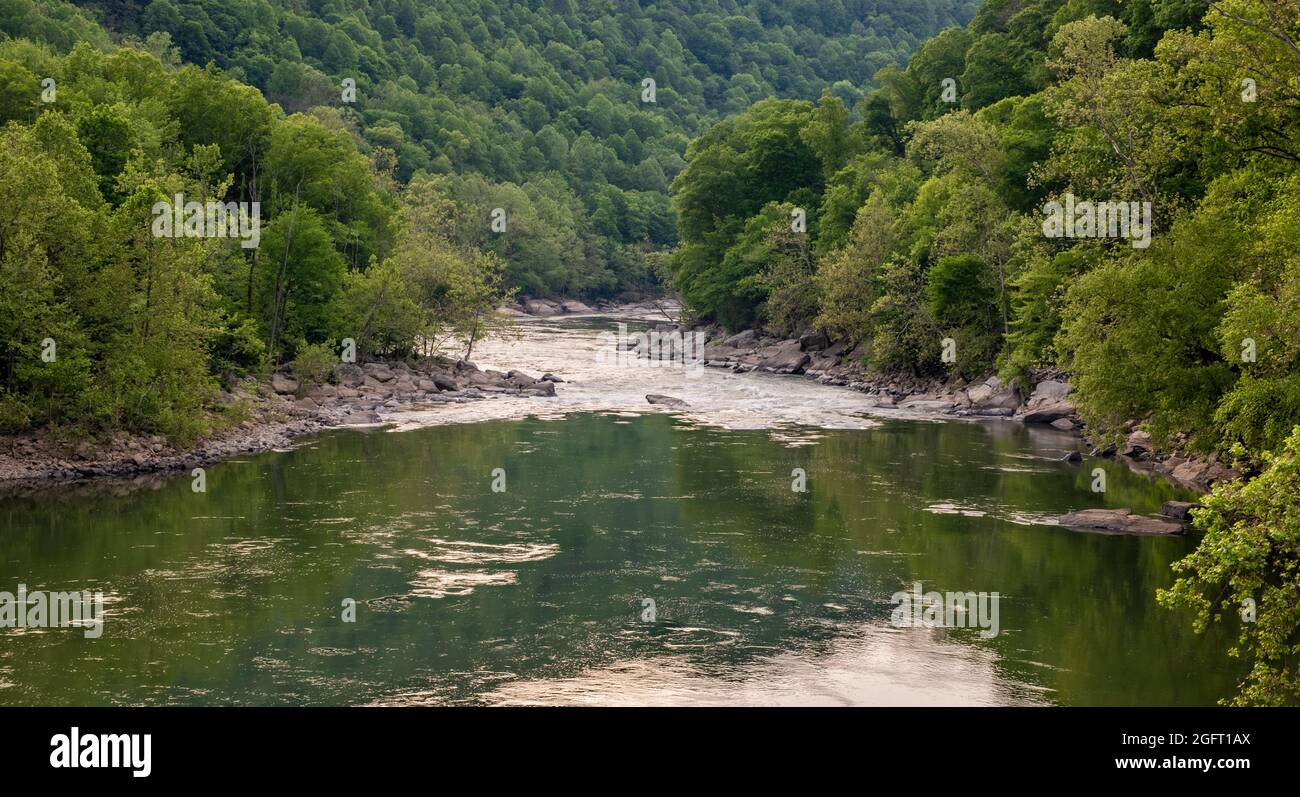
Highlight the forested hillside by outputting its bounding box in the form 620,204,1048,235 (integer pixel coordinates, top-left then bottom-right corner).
5,0,979,296
666,0,1300,704
669,0,1294,461
0,0,978,441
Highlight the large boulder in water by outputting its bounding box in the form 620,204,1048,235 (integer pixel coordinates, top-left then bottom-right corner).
966,376,1021,411
1018,380,1075,423
646,394,689,408
1055,508,1183,535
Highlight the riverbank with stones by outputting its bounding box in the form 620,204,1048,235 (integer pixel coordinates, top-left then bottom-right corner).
627,320,1240,499
0,355,560,495
501,300,1242,499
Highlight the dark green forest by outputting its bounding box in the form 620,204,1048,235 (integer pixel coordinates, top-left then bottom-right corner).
16,0,979,297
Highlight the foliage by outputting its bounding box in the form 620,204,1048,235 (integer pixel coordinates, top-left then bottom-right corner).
1159,426,1300,706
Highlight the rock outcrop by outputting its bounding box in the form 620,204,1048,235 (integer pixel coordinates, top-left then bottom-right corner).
0,355,560,490
1054,508,1184,535
646,394,689,408
1017,380,1075,424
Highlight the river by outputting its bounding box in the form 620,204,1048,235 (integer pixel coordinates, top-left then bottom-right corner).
0,313,1242,705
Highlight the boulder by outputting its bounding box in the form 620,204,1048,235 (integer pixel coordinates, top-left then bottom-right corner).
1021,401,1076,424
1159,501,1200,521
1124,430,1153,458
966,376,1021,411
505,369,537,386
1018,380,1076,423
646,394,689,408
702,343,739,361
798,330,830,351
1055,508,1183,535
1050,418,1076,431
899,399,955,412
392,373,416,391
755,339,811,374
270,373,299,395
335,364,365,387
431,373,459,391
1171,459,1208,485
541,373,563,382
362,362,395,382
526,380,556,396
524,299,559,317
723,329,759,348
1027,380,1070,405
805,353,840,375
560,300,594,314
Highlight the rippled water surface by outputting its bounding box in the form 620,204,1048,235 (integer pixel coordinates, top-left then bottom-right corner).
0,315,1241,705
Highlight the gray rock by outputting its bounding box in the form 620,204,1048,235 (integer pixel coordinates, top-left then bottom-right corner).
1055,508,1183,535
335,364,365,387
431,373,459,391
1050,417,1076,431
1027,380,1070,405
560,300,594,314
340,412,382,425
755,339,811,374
524,299,559,317
270,373,299,395
1124,430,1153,458
966,378,1021,411
1159,501,1200,521
899,399,954,412
646,394,689,408
362,362,395,382
1021,401,1076,424
723,329,759,348
798,330,830,351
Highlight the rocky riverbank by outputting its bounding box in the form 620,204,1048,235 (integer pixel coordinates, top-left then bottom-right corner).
0,356,559,493
638,321,1240,495
505,295,681,320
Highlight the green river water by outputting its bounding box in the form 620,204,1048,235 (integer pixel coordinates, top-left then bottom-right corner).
0,316,1242,705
